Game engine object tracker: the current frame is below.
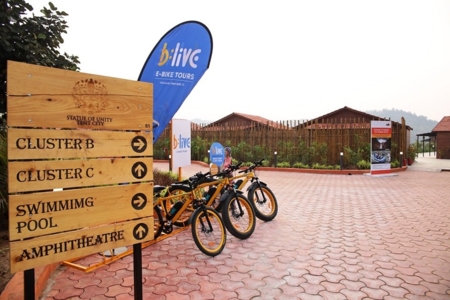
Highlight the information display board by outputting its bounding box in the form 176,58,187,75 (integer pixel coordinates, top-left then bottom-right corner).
370,120,392,175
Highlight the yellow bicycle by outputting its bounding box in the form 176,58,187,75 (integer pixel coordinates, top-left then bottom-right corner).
231,158,278,221
171,159,277,224
152,176,227,256
168,164,256,240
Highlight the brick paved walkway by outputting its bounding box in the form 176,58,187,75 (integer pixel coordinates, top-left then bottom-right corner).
37,163,450,299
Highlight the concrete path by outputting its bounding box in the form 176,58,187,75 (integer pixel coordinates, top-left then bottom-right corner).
408,152,450,172
36,159,450,299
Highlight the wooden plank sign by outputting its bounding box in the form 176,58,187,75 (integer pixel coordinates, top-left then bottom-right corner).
8,128,153,159
9,218,154,273
8,157,153,193
7,61,153,131
9,183,154,240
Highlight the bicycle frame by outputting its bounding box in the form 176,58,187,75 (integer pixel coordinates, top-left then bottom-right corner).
230,160,266,192
169,159,268,210
155,171,241,221
154,188,194,223
153,177,228,256
171,174,232,209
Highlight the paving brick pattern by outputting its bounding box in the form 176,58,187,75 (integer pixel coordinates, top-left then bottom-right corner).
40,164,450,299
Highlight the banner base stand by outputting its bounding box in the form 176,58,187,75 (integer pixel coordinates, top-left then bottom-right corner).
103,247,128,257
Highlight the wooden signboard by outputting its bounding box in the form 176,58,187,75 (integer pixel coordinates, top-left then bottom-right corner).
9,218,153,273
9,183,154,240
7,61,155,273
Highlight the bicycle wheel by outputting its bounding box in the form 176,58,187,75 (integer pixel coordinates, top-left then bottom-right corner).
191,207,227,256
153,205,164,239
167,185,193,227
247,185,278,221
221,193,256,239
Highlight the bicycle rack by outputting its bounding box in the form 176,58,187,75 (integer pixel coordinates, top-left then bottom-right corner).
61,226,190,273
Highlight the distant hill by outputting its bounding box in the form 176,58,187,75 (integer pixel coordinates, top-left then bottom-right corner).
365,108,438,139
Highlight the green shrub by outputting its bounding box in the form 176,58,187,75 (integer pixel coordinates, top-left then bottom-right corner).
390,159,400,168
153,168,178,186
356,160,371,170
343,136,370,168
311,163,328,169
191,135,209,162
276,162,290,168
154,134,404,170
408,144,416,161
310,142,328,165
236,141,254,163
293,162,309,169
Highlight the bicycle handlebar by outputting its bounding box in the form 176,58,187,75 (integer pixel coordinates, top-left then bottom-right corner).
174,161,248,189
193,162,244,182
216,161,243,177
238,158,265,173
172,171,212,188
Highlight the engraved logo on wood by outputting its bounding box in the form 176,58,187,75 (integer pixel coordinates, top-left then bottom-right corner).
72,79,109,114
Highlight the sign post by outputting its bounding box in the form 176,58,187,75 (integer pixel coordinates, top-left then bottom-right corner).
7,61,154,300
209,142,225,168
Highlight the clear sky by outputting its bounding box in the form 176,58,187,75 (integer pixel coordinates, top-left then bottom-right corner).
28,0,450,122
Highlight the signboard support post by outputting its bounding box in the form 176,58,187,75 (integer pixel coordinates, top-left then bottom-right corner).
24,269,34,300
133,244,143,300
178,167,182,181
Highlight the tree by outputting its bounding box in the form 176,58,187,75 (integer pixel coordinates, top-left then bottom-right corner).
0,0,80,115
0,0,79,226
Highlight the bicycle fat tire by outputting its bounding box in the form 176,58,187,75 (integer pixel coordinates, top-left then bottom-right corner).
153,205,164,239
221,193,256,239
191,207,227,256
247,185,278,222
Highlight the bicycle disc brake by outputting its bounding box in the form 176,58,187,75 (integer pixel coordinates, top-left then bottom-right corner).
197,214,213,236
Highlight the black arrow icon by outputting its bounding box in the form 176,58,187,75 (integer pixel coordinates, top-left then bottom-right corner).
133,223,148,240
131,136,147,153
132,193,147,210
132,162,147,179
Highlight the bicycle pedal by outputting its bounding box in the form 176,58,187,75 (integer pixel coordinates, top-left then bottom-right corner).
162,224,173,234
